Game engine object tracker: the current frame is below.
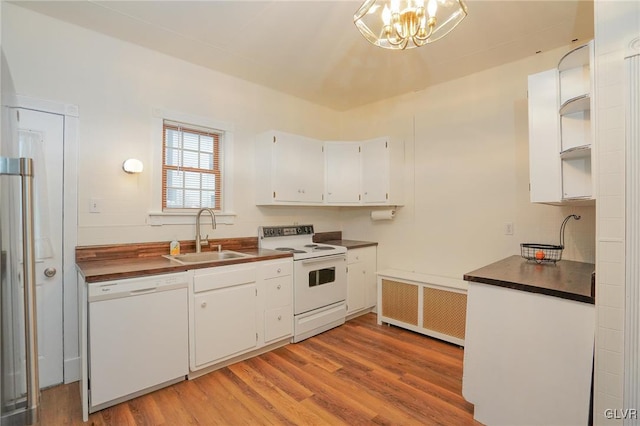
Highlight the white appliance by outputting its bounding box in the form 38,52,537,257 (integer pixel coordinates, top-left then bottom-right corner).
87,272,189,411
258,225,347,342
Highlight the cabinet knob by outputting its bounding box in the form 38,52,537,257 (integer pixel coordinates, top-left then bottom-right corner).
277,268,281,273
277,284,281,290
201,302,207,308
277,315,282,321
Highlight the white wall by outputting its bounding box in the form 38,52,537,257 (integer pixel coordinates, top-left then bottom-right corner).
593,1,640,424
2,3,343,245
339,46,596,278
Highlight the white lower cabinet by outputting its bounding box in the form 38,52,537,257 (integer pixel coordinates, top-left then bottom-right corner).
346,246,377,316
190,259,293,372
193,282,258,367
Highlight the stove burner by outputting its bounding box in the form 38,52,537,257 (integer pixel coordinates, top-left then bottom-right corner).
275,247,308,254
314,246,335,251
304,244,318,248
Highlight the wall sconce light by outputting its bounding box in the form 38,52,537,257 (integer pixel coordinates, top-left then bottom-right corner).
122,158,144,174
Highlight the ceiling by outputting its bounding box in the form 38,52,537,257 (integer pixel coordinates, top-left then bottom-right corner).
11,0,594,111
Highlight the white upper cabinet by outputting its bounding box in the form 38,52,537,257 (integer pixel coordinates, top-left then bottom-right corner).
527,41,594,204
325,141,361,204
256,130,325,205
362,137,391,204
257,131,404,207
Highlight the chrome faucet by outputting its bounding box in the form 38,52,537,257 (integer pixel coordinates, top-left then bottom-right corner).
195,208,217,253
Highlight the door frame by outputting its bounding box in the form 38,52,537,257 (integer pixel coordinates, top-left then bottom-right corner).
8,95,79,383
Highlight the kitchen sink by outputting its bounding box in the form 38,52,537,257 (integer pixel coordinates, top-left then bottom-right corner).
163,250,253,265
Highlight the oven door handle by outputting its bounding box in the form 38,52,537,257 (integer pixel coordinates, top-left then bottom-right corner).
300,254,345,265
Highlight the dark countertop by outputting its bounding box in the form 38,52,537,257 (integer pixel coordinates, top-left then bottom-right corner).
77,249,292,283
463,255,595,304
322,239,378,249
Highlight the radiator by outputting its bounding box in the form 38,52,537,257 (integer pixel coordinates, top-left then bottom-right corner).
378,270,467,346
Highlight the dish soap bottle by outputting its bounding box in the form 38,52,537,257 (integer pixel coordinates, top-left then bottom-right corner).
169,240,180,256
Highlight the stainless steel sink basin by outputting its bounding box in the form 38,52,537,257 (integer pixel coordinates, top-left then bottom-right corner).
163,250,253,265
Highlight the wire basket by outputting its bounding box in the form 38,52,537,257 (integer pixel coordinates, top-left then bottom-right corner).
520,243,563,263
520,214,581,264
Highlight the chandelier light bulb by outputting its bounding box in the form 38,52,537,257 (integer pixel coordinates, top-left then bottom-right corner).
382,4,391,25
427,0,438,17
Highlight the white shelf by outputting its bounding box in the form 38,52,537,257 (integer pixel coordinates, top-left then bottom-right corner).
560,95,590,115
558,44,590,71
560,145,591,160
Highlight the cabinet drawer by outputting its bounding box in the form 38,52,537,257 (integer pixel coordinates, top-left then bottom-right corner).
265,276,293,309
259,260,292,280
193,264,256,293
264,306,293,342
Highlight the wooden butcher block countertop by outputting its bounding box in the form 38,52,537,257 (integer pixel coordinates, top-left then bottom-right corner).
76,238,292,283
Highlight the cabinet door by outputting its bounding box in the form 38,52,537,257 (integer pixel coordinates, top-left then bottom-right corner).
347,264,366,315
362,137,390,203
193,283,257,367
297,137,325,203
362,247,378,308
272,134,324,203
527,69,562,203
325,142,361,204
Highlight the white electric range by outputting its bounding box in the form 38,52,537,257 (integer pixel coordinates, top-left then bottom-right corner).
258,225,347,342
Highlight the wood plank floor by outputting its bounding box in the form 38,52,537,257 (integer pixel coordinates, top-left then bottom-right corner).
37,313,480,425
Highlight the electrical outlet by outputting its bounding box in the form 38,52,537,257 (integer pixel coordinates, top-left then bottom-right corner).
504,222,514,235
90,198,102,213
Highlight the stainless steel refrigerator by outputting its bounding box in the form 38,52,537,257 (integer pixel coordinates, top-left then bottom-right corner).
0,156,39,425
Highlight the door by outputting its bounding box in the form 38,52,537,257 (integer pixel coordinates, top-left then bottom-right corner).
527,69,562,203
12,108,64,388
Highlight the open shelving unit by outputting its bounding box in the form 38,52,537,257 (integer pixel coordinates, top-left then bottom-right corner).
527,41,594,204
558,42,594,201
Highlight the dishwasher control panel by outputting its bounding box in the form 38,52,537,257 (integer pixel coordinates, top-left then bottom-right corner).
88,272,189,302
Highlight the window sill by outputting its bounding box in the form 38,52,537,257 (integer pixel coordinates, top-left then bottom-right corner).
148,211,236,226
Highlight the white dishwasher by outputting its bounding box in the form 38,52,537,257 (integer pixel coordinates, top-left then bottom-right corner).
88,272,189,411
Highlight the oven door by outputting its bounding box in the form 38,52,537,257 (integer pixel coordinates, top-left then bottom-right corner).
294,254,347,315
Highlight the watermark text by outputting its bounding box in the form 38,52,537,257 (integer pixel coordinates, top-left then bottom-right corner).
605,408,638,420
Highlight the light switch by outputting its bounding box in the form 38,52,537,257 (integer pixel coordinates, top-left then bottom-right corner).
90,198,102,213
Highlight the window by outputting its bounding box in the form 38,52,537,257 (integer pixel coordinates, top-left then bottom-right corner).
162,120,222,210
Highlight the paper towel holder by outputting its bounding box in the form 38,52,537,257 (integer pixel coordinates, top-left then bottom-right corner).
370,208,396,221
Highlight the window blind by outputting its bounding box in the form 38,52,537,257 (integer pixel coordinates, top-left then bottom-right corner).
162,120,222,210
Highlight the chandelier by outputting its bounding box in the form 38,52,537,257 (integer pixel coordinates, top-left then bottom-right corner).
354,0,468,50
